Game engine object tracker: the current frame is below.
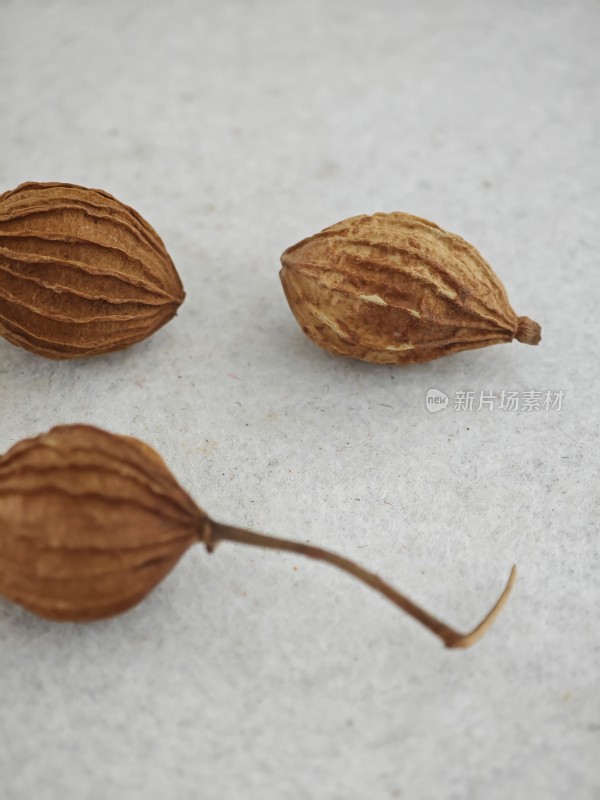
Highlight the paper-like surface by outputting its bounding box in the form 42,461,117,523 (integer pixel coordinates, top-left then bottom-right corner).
0,1,598,798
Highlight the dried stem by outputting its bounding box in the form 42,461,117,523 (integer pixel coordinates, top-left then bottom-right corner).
207,521,516,649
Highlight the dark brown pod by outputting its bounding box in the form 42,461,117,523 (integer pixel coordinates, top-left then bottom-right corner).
0,182,185,359
0,425,515,648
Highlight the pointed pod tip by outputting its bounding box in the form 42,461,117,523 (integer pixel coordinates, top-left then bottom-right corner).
516,316,542,346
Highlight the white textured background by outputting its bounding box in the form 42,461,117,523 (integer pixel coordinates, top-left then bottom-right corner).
0,1,598,798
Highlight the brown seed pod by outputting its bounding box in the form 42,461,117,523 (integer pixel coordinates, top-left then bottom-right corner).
0,425,515,648
280,212,541,365
0,182,184,359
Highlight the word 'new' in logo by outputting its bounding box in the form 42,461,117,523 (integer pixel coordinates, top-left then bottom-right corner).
426,388,449,413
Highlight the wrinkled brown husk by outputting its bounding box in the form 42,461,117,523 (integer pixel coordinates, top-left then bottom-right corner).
0,182,185,359
280,212,541,364
0,425,203,621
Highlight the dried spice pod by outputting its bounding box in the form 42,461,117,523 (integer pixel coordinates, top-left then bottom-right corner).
0,425,515,648
0,182,184,359
280,212,541,365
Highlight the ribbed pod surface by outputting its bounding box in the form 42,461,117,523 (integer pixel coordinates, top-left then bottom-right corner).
0,182,185,359
280,212,540,364
0,426,203,621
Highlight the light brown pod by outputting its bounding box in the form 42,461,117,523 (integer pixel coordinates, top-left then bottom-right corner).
0,425,515,649
280,212,541,365
0,182,184,359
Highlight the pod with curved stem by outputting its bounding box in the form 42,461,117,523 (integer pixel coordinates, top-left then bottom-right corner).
0,424,516,648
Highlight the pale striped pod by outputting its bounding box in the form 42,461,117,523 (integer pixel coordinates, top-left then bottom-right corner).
0,425,203,621
0,182,185,359
280,212,541,365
